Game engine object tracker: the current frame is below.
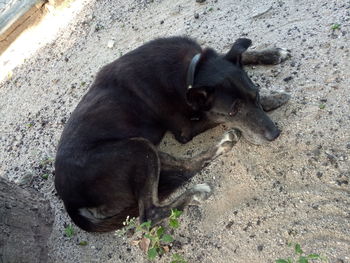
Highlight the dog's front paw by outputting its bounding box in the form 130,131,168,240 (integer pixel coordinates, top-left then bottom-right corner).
260,48,291,65
274,48,291,64
214,129,241,158
190,183,212,204
260,90,291,112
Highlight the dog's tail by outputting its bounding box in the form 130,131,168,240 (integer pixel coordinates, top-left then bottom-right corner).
66,206,137,232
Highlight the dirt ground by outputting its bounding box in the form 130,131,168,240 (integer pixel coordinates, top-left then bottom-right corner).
0,0,349,262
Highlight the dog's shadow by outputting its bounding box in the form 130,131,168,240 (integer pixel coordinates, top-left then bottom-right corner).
159,125,228,159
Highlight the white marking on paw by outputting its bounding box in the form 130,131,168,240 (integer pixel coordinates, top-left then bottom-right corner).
193,195,202,202
192,183,212,203
215,133,233,156
215,146,227,157
219,132,233,145
192,183,211,193
215,131,240,157
278,48,290,61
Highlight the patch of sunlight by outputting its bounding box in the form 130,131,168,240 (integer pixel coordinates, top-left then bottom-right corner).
0,0,87,82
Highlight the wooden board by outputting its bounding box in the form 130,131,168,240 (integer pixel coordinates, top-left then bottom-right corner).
0,177,54,263
0,0,46,53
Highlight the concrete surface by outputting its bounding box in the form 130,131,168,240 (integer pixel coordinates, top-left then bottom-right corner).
0,0,46,54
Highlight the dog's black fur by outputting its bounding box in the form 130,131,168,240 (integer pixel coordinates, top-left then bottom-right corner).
55,36,290,232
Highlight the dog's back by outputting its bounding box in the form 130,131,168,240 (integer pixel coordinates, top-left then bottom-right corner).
57,37,201,150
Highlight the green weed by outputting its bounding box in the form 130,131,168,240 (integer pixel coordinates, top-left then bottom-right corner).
171,253,187,263
276,243,327,263
117,209,187,262
64,224,75,238
40,157,54,166
331,23,341,30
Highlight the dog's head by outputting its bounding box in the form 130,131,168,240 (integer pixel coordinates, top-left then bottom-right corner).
187,38,280,145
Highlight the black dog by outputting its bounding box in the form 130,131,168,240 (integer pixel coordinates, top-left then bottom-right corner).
55,36,290,232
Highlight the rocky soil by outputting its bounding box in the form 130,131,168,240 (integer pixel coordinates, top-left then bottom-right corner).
0,0,349,262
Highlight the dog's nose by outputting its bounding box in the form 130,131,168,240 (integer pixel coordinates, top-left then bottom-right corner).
264,128,280,141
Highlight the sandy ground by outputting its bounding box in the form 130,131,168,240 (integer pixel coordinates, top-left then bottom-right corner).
0,0,349,262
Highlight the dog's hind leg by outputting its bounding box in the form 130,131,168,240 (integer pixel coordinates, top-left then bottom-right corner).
139,182,212,226
132,138,213,226
242,48,291,65
121,138,206,225
158,129,241,199
136,130,241,226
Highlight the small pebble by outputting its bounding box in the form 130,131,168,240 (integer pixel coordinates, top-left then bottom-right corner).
107,40,115,49
283,76,293,82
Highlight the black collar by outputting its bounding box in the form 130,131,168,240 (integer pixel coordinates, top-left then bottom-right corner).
186,53,201,90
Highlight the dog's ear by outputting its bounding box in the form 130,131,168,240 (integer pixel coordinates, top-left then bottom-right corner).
225,38,252,65
186,87,213,111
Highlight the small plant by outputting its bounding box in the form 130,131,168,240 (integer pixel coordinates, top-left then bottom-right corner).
7,71,13,80
331,23,341,30
319,104,326,109
276,243,327,263
41,174,49,180
40,157,54,166
143,222,173,259
64,224,75,238
117,209,186,262
171,253,187,263
169,208,182,228
114,215,137,237
78,241,88,246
